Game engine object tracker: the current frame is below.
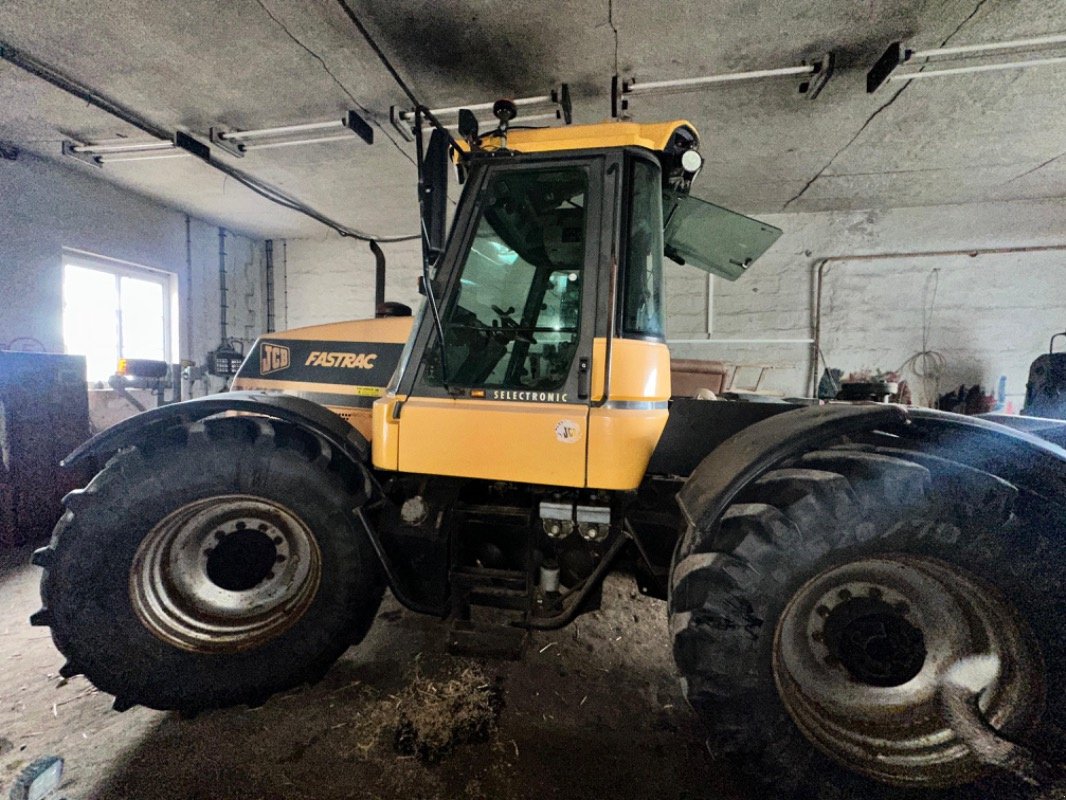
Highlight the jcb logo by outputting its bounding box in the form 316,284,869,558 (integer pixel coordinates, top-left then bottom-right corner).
260,344,291,375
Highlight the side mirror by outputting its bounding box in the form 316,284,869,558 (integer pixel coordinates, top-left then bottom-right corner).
422,128,449,258
417,275,427,296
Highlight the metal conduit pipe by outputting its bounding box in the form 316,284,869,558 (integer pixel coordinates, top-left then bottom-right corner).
184,216,193,361
218,228,228,343
808,243,1066,396
265,240,275,333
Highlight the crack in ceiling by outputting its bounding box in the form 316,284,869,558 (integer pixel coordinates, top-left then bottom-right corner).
252,0,414,166
782,0,993,210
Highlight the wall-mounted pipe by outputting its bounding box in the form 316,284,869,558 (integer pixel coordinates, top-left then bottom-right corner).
218,228,228,343
671,338,814,344
184,216,193,360
265,240,275,333
808,243,1066,396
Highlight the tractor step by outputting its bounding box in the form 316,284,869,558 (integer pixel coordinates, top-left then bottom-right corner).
450,566,533,613
447,618,528,660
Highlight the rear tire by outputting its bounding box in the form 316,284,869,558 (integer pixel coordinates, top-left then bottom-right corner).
670,446,1064,797
32,416,384,712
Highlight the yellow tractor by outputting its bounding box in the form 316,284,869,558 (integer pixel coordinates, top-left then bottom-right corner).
32,105,1066,797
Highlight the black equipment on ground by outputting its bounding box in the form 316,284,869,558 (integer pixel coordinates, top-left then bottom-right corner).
1023,331,1066,419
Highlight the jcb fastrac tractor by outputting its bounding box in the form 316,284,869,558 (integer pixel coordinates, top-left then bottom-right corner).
32,105,1066,796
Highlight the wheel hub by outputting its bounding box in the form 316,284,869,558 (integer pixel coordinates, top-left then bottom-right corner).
205,526,280,591
131,495,321,653
822,592,926,688
772,553,1044,788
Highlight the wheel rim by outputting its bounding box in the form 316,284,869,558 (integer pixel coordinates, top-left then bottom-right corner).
131,495,321,653
772,553,1044,788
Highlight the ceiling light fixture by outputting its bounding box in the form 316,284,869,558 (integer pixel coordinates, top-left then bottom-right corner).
209,110,374,158
62,137,187,166
390,85,572,141
97,151,193,164
867,33,1066,92
613,54,835,117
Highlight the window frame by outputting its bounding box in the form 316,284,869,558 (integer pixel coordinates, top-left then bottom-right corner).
61,249,178,380
428,165,591,392
618,152,666,342
399,152,608,403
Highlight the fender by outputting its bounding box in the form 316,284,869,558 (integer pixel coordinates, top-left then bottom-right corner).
63,391,370,468
677,403,1066,532
61,391,449,617
978,412,1066,449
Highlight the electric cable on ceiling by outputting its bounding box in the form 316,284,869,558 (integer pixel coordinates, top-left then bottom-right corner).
332,0,460,147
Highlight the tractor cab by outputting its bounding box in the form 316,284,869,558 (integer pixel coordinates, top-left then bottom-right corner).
372,118,782,490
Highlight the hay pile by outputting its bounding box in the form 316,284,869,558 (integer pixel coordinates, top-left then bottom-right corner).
353,663,503,764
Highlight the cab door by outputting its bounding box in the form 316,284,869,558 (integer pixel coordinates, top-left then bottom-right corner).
392,157,608,488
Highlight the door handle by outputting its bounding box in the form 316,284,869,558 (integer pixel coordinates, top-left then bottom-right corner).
577,357,590,400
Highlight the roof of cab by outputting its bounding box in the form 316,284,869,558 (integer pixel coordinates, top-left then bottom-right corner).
456,119,698,155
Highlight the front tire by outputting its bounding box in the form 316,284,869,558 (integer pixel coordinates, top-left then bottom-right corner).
670,446,1063,797
32,417,384,712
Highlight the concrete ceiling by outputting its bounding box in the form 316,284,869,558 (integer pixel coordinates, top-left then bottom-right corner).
1,0,1064,240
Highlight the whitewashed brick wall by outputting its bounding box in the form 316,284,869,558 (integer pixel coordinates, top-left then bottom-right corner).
666,198,1066,405
285,236,423,329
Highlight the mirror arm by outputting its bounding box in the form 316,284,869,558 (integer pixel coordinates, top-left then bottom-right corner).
414,107,451,389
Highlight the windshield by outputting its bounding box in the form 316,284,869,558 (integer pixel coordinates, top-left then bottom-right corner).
424,166,588,390
663,191,782,280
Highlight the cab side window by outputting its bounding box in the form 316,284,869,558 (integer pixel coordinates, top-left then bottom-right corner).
621,158,665,338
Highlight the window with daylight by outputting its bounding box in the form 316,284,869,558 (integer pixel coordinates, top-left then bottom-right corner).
61,251,176,382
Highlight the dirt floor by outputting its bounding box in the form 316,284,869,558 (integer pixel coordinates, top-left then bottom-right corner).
0,544,752,800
